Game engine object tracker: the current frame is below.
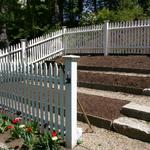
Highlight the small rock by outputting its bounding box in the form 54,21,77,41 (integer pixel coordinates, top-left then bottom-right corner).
0,142,8,149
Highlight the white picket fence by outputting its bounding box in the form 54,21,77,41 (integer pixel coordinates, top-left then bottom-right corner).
0,55,79,148
0,19,150,64
0,29,64,64
64,20,150,55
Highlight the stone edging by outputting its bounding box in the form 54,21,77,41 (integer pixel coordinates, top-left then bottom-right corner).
78,66,150,74
77,112,112,130
78,82,144,95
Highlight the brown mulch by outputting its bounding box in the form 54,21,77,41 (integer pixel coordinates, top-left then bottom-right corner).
78,71,150,89
77,93,128,120
78,56,150,69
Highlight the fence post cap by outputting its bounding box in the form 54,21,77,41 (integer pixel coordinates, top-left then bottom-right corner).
20,39,27,42
104,20,109,23
62,26,67,29
63,55,80,61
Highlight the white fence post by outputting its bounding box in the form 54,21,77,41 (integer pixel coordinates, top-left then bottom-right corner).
103,21,109,56
62,26,67,54
63,55,80,149
21,39,27,63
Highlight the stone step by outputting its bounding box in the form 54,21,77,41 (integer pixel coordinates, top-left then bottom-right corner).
78,70,150,78
121,102,150,121
113,116,150,143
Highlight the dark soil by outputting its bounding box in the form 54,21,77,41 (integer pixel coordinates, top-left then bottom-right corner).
78,56,150,69
78,71,150,89
77,93,129,120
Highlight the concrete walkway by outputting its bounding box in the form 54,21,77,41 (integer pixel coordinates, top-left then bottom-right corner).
73,121,150,150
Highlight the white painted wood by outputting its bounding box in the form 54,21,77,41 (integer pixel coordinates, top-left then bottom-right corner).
30,63,35,119
103,21,109,56
63,55,80,149
49,63,53,131
54,63,59,132
39,63,44,129
9,63,13,118
0,63,2,109
4,63,8,111
26,64,31,119
19,62,23,116
15,63,18,112
44,63,48,130
35,63,39,122
21,39,27,63
23,63,27,120
7,63,11,112
59,67,65,139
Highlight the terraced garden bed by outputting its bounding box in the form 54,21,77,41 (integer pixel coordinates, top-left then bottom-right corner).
78,71,150,89
78,56,150,70
78,93,128,120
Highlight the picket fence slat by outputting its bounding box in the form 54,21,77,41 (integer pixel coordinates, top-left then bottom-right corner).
60,67,64,138
39,63,44,129
54,63,59,132
44,63,48,130
49,63,53,131
30,63,35,119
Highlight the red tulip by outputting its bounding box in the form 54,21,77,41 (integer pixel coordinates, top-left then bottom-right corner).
11,117,21,124
6,125,14,129
11,119,18,124
51,131,57,137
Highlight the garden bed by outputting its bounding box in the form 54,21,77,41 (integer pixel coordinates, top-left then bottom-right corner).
77,93,128,121
0,114,64,150
78,56,150,70
78,71,150,89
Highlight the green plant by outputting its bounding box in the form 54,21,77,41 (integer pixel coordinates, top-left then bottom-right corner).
11,124,25,139
11,120,38,149
25,120,38,134
22,121,38,149
33,132,62,150
0,114,12,133
0,114,63,150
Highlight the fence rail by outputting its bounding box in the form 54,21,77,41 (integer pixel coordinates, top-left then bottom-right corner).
0,19,150,64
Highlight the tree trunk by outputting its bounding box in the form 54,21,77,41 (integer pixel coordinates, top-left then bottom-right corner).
0,1,9,49
93,0,97,12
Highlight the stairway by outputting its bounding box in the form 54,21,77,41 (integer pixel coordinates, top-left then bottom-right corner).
113,102,150,142
76,56,150,142
78,70,150,96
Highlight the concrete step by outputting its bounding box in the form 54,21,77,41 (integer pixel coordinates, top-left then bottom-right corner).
113,116,150,143
121,102,150,121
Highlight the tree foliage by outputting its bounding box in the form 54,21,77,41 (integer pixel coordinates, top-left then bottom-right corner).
0,0,150,48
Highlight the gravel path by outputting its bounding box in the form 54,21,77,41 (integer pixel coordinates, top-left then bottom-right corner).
0,142,8,149
73,121,150,150
78,87,150,106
